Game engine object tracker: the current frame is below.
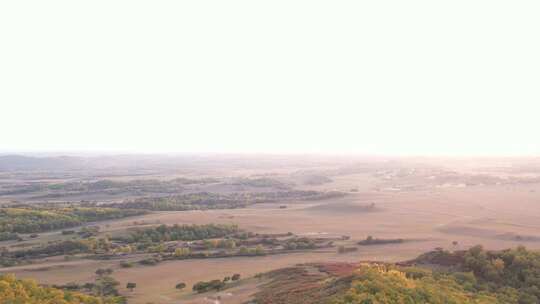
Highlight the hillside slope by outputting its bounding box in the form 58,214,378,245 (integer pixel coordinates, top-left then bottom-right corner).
251,246,540,304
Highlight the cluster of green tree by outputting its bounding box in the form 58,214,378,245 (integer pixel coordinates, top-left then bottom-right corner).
0,255,19,267
336,264,503,304
105,190,343,211
0,208,80,233
48,178,218,192
138,257,162,265
68,207,146,222
125,282,136,292
92,269,123,300
339,246,540,303
228,177,290,189
357,235,404,245
1,273,125,304
0,206,146,233
110,226,331,263
192,279,226,293
51,268,126,303
252,190,345,201
453,245,540,303
48,179,124,191
301,175,333,185
284,237,316,250
0,273,107,304
238,245,266,256
192,274,241,293
119,224,240,243
8,240,90,259
44,178,201,196
138,244,266,263
173,177,220,184
77,226,102,238
105,192,252,210
2,177,221,199
0,183,46,195
202,238,237,249
0,231,20,241
119,261,134,268
175,282,186,290
1,238,114,266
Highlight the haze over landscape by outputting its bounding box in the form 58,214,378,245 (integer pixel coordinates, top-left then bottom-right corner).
2,1,540,304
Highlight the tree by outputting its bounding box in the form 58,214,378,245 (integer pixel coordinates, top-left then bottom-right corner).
176,282,186,290
0,274,102,304
224,239,236,249
82,282,95,291
210,279,225,291
239,246,249,255
254,245,265,255
95,268,113,277
126,282,136,292
193,281,207,293
174,247,191,257
120,261,133,268
232,273,241,281
94,275,120,296
193,279,226,293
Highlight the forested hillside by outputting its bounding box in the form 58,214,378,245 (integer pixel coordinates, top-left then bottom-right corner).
253,246,540,304
0,274,103,304
0,206,146,233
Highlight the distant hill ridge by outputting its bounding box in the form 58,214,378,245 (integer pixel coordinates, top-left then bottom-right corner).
0,154,84,171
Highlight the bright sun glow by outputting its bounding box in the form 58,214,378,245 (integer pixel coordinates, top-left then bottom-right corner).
1,1,539,156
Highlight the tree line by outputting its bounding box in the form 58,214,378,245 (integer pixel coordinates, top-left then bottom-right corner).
119,223,240,243
0,206,147,233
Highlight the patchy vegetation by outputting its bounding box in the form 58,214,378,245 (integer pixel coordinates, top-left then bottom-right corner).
120,223,240,243
357,235,404,246
104,190,345,211
49,268,126,303
301,175,333,185
0,206,147,233
228,177,291,189
253,264,354,304
105,192,252,210
1,223,335,268
0,232,20,241
411,245,540,303
253,246,540,304
112,224,336,263
2,178,219,199
1,237,115,267
0,273,109,304
192,273,242,293
335,264,501,304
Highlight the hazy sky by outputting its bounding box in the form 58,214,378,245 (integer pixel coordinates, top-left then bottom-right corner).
1,1,539,156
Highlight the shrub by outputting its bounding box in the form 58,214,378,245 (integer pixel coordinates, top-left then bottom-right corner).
176,282,186,290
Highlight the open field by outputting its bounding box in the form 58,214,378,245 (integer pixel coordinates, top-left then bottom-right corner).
2,155,540,303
